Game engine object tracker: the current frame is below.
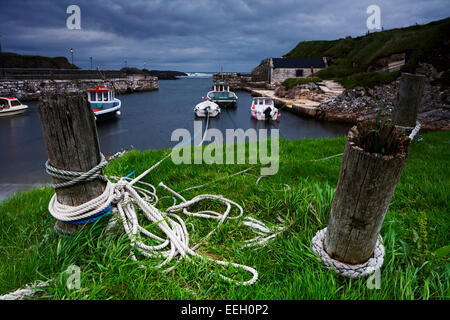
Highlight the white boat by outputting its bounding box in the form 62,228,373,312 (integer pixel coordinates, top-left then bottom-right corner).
0,97,28,116
86,85,121,117
250,97,280,121
194,99,221,117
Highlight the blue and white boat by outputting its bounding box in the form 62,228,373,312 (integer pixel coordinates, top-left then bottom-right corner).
86,85,121,117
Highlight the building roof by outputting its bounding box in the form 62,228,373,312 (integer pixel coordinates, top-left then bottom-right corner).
272,58,325,69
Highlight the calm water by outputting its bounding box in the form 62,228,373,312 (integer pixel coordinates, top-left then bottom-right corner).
0,77,350,184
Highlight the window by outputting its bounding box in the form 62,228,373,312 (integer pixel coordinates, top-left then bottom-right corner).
97,92,102,102
90,92,95,101
103,92,108,101
0,99,7,109
10,100,21,107
296,69,303,77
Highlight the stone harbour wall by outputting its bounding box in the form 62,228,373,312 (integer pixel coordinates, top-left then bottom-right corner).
212,73,268,91
0,77,158,101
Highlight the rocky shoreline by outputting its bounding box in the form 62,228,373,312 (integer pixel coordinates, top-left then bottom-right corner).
241,63,449,131
316,64,449,131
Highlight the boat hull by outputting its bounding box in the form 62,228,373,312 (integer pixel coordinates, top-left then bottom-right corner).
213,100,237,108
0,105,28,117
194,101,221,117
207,90,238,108
91,98,121,117
195,109,220,117
251,108,279,121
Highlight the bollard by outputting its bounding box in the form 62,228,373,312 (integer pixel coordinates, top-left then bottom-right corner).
38,93,106,235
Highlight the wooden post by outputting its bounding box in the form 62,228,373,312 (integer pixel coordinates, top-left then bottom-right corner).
393,73,425,127
38,93,106,235
324,125,409,264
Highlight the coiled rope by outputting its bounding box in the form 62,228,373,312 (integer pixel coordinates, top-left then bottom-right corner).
45,151,265,285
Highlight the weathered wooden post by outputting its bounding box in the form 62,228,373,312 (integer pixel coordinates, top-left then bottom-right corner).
393,73,425,127
323,125,409,265
38,93,106,235
313,73,424,276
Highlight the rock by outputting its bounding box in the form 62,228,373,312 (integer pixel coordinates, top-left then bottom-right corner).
317,63,450,130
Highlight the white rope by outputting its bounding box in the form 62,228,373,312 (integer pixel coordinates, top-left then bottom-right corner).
396,121,421,141
408,121,421,140
0,281,49,300
46,154,263,285
241,216,287,249
43,111,296,286
45,154,108,189
311,228,384,278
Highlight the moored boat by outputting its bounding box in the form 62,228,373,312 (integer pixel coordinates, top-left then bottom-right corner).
194,99,221,117
0,97,28,116
206,82,238,107
86,85,121,118
250,97,280,121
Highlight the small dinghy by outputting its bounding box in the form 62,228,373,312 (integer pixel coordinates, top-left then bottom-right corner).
194,99,221,117
250,97,280,121
0,97,28,116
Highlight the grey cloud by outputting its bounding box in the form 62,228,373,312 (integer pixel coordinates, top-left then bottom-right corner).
0,0,449,71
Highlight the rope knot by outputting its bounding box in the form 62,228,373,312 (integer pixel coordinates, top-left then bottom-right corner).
112,179,129,202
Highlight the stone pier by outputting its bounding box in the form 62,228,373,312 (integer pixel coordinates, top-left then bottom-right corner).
0,77,158,101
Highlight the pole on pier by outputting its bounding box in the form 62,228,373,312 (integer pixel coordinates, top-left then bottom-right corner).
38,93,106,235
320,72,424,267
393,73,425,127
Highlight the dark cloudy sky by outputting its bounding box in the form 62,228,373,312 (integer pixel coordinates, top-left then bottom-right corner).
0,0,449,72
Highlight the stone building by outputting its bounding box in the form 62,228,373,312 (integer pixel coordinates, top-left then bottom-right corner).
269,57,327,85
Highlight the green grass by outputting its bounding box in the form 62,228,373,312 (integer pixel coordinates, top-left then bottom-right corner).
332,71,400,89
282,77,321,90
0,132,449,299
284,17,450,89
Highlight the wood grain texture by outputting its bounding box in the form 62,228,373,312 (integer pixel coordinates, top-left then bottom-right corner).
394,73,425,127
324,126,408,264
38,93,106,234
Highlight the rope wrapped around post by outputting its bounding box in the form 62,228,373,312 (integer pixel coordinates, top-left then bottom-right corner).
44,154,265,286
312,228,384,278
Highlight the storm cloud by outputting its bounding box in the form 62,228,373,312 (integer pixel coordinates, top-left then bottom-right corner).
0,0,449,71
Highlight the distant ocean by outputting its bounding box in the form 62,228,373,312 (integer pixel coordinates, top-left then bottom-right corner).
179,72,214,78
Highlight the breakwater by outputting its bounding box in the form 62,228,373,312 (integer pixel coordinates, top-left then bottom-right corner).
0,78,158,101
0,68,159,101
212,73,268,91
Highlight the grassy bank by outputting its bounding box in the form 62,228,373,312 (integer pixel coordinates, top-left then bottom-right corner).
0,132,448,299
284,17,450,89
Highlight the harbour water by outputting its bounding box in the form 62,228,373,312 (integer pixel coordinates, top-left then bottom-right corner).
0,76,350,189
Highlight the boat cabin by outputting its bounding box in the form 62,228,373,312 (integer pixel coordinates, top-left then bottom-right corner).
212,82,230,92
0,97,22,110
86,85,116,103
85,84,121,116
252,97,274,108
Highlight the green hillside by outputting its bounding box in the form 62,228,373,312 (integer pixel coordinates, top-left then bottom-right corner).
284,17,450,88
0,52,79,69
